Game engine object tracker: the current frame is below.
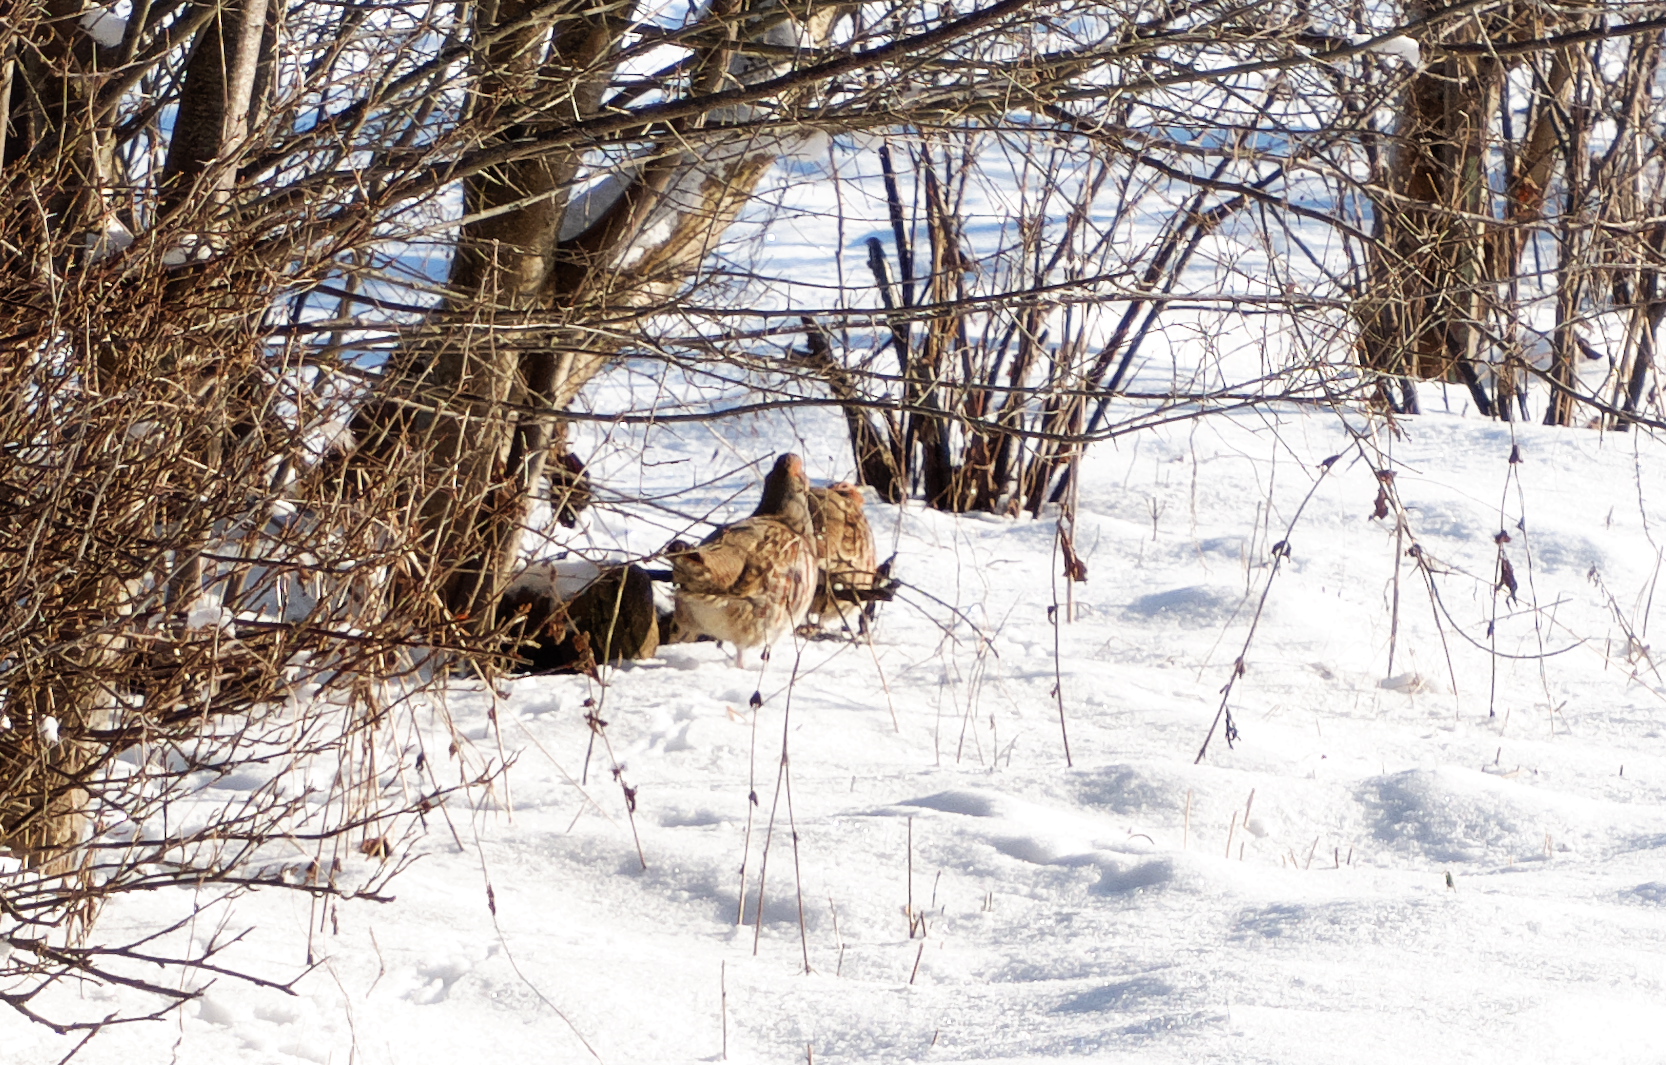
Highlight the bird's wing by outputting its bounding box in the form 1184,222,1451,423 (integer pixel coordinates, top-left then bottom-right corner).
675,519,776,593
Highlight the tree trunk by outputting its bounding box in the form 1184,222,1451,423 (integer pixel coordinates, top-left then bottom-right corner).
1358,5,1507,404
163,0,272,208
361,0,845,629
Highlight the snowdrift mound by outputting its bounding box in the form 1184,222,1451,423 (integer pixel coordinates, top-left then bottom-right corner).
1358,767,1658,865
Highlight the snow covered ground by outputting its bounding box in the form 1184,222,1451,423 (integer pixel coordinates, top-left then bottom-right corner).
7,389,1666,1064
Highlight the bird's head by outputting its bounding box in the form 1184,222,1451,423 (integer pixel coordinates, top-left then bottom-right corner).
777,453,806,484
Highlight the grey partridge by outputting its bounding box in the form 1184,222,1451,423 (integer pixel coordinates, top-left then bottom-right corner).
670,454,818,666
807,482,878,629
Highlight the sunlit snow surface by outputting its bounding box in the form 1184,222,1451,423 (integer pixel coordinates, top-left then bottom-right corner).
8,387,1666,1064
6,144,1666,1062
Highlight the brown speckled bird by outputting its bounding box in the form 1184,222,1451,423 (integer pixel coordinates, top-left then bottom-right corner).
807,482,878,630
670,454,818,666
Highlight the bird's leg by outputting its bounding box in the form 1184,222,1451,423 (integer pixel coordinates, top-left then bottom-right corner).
734,646,747,670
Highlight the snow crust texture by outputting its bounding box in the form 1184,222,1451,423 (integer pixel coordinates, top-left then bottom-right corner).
6,405,1666,1065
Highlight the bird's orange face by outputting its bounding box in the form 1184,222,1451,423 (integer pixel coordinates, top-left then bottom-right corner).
785,454,806,485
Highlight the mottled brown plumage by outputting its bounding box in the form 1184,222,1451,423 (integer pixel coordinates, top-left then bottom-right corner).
807,482,878,628
670,454,818,665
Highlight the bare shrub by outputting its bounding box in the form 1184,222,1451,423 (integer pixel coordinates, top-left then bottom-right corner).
4,0,1663,1033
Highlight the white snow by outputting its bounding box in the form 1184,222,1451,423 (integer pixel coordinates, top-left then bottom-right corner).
84,216,135,262
7,397,1666,1064
79,5,127,48
36,715,59,746
186,592,237,634
782,130,833,165
163,233,215,266
559,169,639,243
1349,33,1421,66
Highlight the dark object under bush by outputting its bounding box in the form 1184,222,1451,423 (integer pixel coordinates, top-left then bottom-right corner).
497,563,659,674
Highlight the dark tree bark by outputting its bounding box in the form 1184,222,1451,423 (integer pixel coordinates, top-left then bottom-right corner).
1357,5,1507,405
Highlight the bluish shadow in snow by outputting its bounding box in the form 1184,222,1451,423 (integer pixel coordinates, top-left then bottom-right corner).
1625,882,1666,905
1403,500,1474,540
656,806,731,828
1117,1010,1226,1037
1359,769,1511,863
898,789,1002,818
1123,585,1249,626
1230,898,1442,949
1524,525,1606,572
405,949,497,1006
1119,1013,1226,1040
611,846,818,929
1091,857,1174,895
1233,902,1309,939
1070,764,1179,817
1055,974,1174,1014
1403,502,1605,572
992,835,1097,866
1195,535,1250,559
1618,832,1666,856
1354,767,1605,864
896,789,1164,872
